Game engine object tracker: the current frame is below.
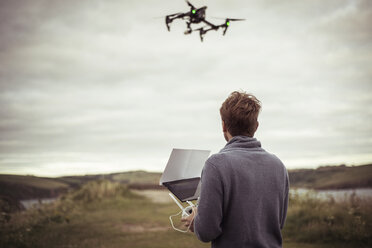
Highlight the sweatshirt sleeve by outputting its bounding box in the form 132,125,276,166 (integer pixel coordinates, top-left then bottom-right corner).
194,160,224,242
280,171,289,229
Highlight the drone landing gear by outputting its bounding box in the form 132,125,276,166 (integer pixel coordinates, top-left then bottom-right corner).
223,27,228,35
166,16,171,31
198,28,206,42
165,13,185,32
184,22,192,35
195,26,217,42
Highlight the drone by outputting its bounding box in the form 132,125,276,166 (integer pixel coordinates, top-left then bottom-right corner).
165,1,245,41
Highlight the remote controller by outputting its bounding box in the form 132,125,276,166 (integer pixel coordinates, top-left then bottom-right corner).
169,193,194,217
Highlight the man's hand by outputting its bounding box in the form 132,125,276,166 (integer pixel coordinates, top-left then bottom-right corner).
181,206,197,232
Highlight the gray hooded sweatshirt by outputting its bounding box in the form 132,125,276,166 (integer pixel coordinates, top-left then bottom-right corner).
194,136,289,248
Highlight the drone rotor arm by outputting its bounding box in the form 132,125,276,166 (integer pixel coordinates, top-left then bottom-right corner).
166,13,188,24
202,19,218,29
165,13,189,31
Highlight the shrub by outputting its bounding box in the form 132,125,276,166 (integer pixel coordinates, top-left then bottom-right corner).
283,190,372,247
68,180,137,203
0,180,141,248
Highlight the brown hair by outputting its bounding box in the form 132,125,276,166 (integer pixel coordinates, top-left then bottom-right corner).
220,91,261,137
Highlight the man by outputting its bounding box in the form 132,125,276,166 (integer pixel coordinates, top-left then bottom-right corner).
182,91,289,248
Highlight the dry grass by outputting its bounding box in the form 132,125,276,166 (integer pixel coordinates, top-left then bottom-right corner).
283,190,372,247
1,180,371,248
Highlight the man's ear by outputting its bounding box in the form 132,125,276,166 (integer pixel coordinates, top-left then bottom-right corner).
255,121,259,132
222,120,227,132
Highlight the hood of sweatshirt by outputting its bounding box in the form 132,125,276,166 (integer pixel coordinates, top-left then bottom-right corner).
220,135,261,152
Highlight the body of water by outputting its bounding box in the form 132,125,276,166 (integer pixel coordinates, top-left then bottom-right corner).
290,188,372,201
19,188,372,210
20,198,57,210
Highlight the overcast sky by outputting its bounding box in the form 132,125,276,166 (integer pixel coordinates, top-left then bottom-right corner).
0,0,371,176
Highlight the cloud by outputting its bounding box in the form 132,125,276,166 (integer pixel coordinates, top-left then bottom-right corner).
0,0,371,176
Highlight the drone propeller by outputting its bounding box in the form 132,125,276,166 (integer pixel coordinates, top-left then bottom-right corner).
185,0,196,9
226,18,245,21
224,18,245,28
219,18,245,35
154,12,185,19
166,12,185,17
211,17,246,21
153,16,169,19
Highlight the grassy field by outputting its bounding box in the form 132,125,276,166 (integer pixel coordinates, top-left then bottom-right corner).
1,180,371,248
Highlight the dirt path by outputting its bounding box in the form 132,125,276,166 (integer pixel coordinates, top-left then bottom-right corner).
119,190,173,233
120,223,170,233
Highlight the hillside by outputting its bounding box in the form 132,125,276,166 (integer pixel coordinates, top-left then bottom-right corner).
1,164,371,207
0,175,70,201
0,171,162,203
288,164,372,189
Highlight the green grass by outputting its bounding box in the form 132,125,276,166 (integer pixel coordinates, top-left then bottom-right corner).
1,180,371,248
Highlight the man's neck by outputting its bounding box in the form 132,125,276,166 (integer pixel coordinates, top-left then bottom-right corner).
224,131,233,142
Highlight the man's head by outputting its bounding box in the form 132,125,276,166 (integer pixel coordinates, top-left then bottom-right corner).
220,91,261,140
